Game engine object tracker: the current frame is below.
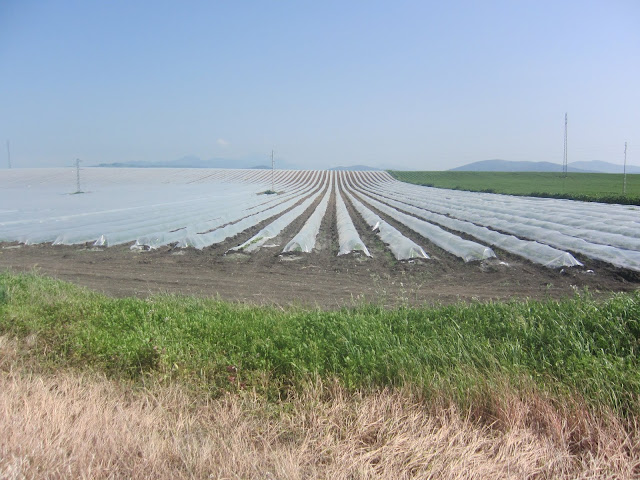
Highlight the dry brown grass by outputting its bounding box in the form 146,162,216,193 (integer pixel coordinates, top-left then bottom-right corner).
1,335,639,479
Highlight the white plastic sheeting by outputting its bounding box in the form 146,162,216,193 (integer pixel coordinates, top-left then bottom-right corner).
176,172,323,250
346,179,495,262
232,175,328,252
339,177,428,260
2,185,251,246
133,172,321,249
335,177,371,257
352,172,640,271
357,172,640,238
133,177,319,249
379,183,640,251
0,168,318,249
107,178,314,248
283,178,334,253
349,178,581,268
357,174,640,271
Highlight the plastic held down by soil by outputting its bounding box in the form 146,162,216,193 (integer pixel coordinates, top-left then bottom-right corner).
282,176,334,253
340,176,428,260
335,176,371,257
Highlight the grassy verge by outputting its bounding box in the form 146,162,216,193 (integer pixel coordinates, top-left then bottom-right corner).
2,271,640,477
1,271,639,415
389,170,640,205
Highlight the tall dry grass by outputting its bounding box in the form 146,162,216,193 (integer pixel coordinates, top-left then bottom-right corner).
1,335,639,479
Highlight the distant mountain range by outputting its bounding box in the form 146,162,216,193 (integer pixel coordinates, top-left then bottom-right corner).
94,157,638,174
95,155,298,170
250,164,381,171
450,159,640,174
328,165,381,171
95,156,382,171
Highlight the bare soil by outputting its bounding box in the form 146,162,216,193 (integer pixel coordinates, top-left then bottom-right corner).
1,234,638,309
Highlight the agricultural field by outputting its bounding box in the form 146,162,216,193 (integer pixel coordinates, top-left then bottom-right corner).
390,170,640,204
2,167,640,477
1,167,639,305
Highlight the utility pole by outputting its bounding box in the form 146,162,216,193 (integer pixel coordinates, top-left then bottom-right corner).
562,113,568,177
6,140,10,169
75,158,82,193
623,141,628,195
271,149,275,192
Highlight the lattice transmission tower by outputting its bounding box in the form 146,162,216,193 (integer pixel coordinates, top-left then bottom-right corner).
623,141,628,195
562,113,568,177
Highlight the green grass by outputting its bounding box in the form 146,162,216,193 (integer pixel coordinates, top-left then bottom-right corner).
1,271,639,413
389,171,640,205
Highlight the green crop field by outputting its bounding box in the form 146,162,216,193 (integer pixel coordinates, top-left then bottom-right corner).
389,171,640,204
2,271,639,414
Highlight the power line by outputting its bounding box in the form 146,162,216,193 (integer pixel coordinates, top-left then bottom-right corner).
75,158,82,193
271,149,275,192
623,141,628,195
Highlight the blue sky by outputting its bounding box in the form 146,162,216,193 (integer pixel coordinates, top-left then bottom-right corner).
1,0,639,170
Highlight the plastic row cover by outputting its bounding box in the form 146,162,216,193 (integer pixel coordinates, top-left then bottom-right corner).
283,180,333,253
375,177,640,245
176,173,324,250
3,184,255,246
353,187,495,262
437,188,639,251
369,179,640,272
0,169,319,247
471,215,640,272
133,174,321,249
352,182,581,268
0,167,307,190
341,182,428,260
232,179,328,253
335,179,371,257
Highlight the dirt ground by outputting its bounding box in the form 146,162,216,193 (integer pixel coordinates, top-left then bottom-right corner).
1,185,639,309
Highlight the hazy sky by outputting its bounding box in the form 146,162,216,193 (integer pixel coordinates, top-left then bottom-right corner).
1,1,639,170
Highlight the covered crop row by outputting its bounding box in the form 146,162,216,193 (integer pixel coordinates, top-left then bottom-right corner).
351,171,640,272
339,176,428,260
338,173,494,262
232,174,329,252
0,169,320,250
1,168,639,272
335,176,371,256
346,174,582,268
283,182,334,253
